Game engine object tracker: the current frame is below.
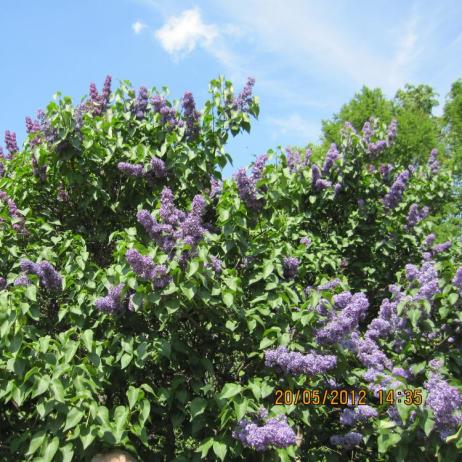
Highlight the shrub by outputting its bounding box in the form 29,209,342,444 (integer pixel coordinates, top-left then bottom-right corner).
0,75,461,461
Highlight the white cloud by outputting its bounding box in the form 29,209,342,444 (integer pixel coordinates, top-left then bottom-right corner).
267,113,320,139
132,20,147,34
154,8,218,58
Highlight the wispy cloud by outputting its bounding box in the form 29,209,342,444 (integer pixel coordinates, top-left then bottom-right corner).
154,8,218,59
267,113,320,140
132,20,147,34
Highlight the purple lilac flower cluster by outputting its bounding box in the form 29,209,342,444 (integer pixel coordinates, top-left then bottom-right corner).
117,162,145,177
232,414,296,451
362,121,374,142
4,131,18,157
283,257,300,279
340,406,378,425
316,292,369,344
206,256,223,273
365,296,407,342
25,116,42,147
405,261,440,302
125,249,171,288
137,187,207,261
285,148,301,173
330,431,362,449
423,233,436,247
233,77,255,112
432,240,452,255
233,154,268,211
264,346,337,376
452,268,462,294
311,165,331,191
20,259,62,292
318,279,341,291
88,76,112,116
151,95,179,128
387,119,397,143
367,140,387,157
36,109,58,143
133,86,149,119
428,148,440,173
95,283,126,312
406,204,430,229
31,154,47,182
0,277,6,290
210,176,222,198
182,91,201,138
382,169,410,209
379,163,393,180
351,332,393,372
322,144,340,174
14,274,31,286
424,372,462,440
0,190,27,234
300,237,311,247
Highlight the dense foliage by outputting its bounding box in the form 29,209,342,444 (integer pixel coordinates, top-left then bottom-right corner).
0,75,462,462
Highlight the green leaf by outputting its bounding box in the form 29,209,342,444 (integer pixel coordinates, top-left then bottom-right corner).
212,440,227,461
64,407,84,432
25,285,37,301
51,380,65,402
187,260,200,278
262,261,274,279
60,443,74,462
81,329,93,352
121,353,133,369
259,336,276,350
127,387,142,409
219,383,242,399
197,437,214,458
222,291,234,308
190,398,207,420
378,431,401,453
43,436,59,462
32,376,50,398
26,430,46,456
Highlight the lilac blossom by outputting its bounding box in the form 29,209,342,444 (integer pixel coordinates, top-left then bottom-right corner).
95,283,126,312
334,183,342,195
387,119,397,142
330,431,362,449
286,148,301,172
234,155,267,211
31,154,47,182
322,143,339,174
150,157,167,178
406,261,440,302
318,279,341,291
300,237,311,247
428,148,440,173
351,333,393,371
283,257,300,279
264,346,337,376
424,372,462,440
206,256,223,273
14,274,31,286
406,204,430,228
362,121,373,141
432,241,452,255
379,163,393,180
20,259,62,292
367,140,387,157
133,86,149,119
452,268,462,294
0,190,27,234
340,406,378,426
57,184,69,202
210,176,222,198
233,77,255,112
382,169,410,209
37,109,58,143
117,162,145,177
0,277,6,290
182,91,201,138
25,116,42,147
316,292,369,344
4,131,18,156
315,179,332,190
125,249,171,287
423,233,436,247
232,414,296,451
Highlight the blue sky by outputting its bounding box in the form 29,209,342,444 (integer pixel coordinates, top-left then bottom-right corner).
1,0,461,177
